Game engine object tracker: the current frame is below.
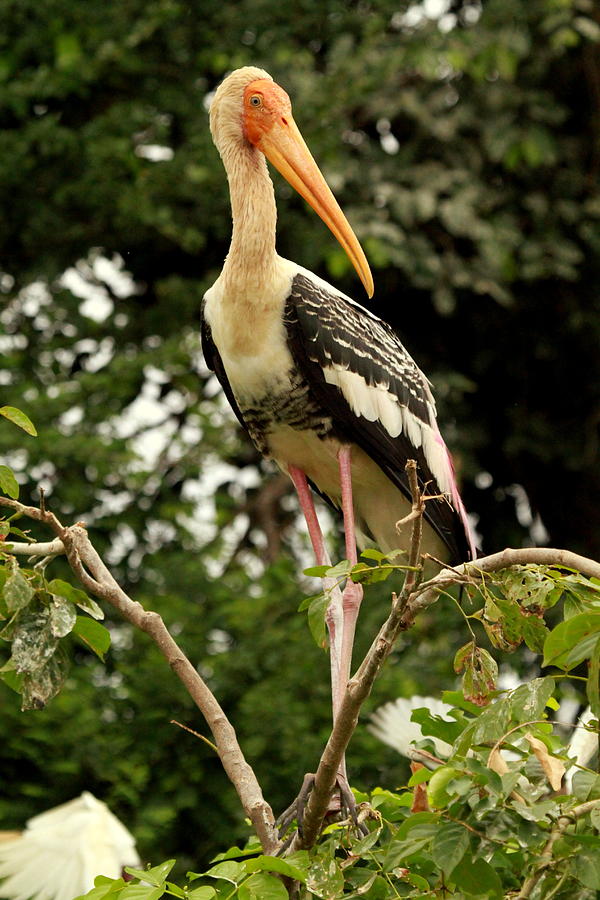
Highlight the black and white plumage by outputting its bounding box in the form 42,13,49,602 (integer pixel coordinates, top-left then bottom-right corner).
204,64,475,819
203,268,474,563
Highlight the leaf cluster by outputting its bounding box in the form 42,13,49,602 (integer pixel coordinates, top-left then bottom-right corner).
0,556,109,709
76,671,600,898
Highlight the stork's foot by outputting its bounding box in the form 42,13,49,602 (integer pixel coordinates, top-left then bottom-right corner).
277,772,368,842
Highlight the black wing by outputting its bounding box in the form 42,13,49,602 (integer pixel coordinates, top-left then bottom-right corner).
284,273,472,563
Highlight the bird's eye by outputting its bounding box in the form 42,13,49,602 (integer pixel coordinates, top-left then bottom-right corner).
249,95,262,107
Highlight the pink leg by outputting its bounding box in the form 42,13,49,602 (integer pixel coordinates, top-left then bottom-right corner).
286,460,365,824
337,447,364,709
288,465,344,721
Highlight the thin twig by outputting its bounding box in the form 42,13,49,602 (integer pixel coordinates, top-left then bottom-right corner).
170,719,219,754
516,798,600,898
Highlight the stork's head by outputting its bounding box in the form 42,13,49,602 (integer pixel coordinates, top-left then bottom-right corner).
210,67,374,298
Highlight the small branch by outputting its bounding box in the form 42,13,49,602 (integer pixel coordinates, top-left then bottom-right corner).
465,547,600,582
0,496,279,854
170,719,219,754
0,538,65,557
399,459,424,597
516,798,600,899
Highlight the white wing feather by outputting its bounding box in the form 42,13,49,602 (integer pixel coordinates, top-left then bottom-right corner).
0,793,139,900
369,696,453,760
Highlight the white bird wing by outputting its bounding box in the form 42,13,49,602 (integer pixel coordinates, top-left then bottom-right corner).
0,793,139,900
564,706,598,791
369,695,454,760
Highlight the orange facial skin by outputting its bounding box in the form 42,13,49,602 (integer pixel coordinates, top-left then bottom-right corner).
241,79,374,298
242,79,292,147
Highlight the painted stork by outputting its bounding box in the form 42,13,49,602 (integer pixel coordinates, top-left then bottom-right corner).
202,66,475,820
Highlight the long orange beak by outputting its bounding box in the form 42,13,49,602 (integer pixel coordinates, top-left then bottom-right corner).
258,117,374,298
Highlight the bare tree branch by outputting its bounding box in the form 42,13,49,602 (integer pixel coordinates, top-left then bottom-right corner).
1,538,65,557
0,496,279,854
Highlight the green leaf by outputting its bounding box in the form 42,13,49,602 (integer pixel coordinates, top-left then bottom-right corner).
306,855,344,898
3,560,34,612
0,466,19,499
244,855,307,883
431,821,470,878
324,559,352,579
349,823,382,855
471,699,511,745
411,705,464,746
441,691,483,715
208,845,262,863
0,665,24,694
454,640,475,674
73,878,126,900
572,849,600,890
455,642,498,706
21,645,69,710
543,612,600,668
383,822,438,867
306,592,329,649
350,561,393,584
124,861,175,886
303,565,330,578
360,548,388,562
572,771,600,802
49,596,77,638
408,766,433,786
0,406,37,435
563,633,600,669
116,886,163,900
509,677,555,722
450,854,503,898
588,637,600,721
238,872,288,900
204,861,245,885
11,607,58,673
186,888,216,900
72,616,111,660
48,579,104,620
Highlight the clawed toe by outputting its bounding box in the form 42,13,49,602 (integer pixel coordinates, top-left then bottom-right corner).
276,772,368,842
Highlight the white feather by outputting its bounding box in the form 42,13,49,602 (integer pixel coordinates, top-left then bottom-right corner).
0,793,139,900
564,706,598,791
369,696,454,760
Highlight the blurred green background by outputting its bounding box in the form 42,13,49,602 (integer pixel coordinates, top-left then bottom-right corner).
0,0,598,872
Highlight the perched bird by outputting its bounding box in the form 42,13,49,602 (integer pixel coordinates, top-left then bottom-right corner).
0,792,139,900
202,67,475,810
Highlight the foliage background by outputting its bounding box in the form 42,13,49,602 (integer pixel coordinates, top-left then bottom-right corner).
0,0,598,872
